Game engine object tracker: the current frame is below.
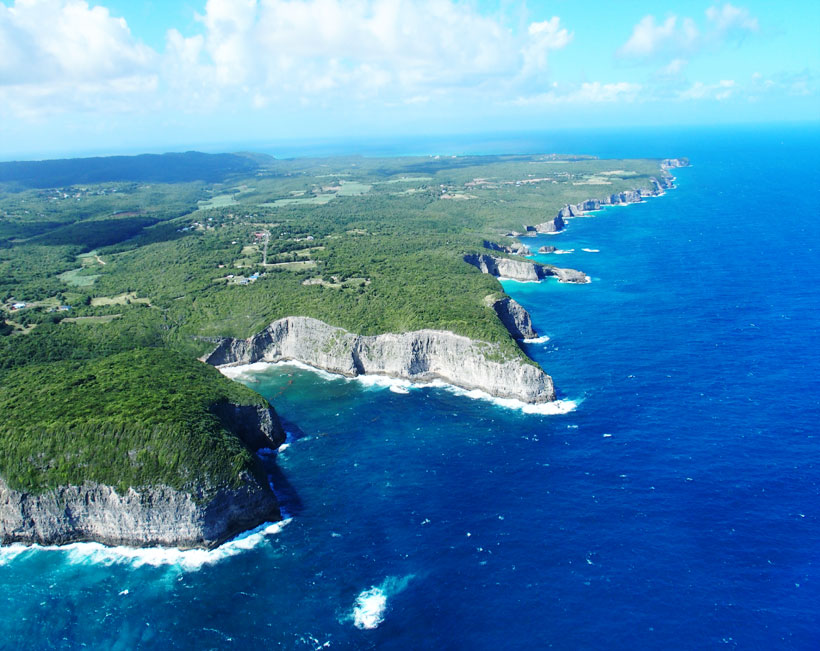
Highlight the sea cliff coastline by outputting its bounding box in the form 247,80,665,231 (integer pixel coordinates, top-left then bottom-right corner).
0,156,687,552
517,158,687,236
203,316,556,404
0,392,287,550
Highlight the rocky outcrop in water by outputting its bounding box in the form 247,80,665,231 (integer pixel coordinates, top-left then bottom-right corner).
0,403,285,549
533,215,566,233
486,296,537,339
204,316,556,404
463,254,587,284
538,245,557,254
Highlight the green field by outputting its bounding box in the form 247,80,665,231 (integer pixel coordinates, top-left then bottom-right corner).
58,268,101,286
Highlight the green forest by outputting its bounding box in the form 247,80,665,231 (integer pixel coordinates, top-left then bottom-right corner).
0,150,666,493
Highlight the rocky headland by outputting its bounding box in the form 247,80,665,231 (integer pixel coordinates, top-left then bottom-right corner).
463,253,588,284
204,316,556,404
0,401,285,549
482,239,532,256
486,296,537,339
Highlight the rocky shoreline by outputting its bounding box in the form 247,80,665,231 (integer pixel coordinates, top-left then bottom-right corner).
465,253,588,284
204,316,556,404
513,158,687,237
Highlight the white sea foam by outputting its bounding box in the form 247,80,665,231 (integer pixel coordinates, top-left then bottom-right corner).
352,587,387,629
522,335,550,344
427,380,579,415
553,249,575,254
351,575,414,630
218,361,272,381
0,519,291,571
225,362,577,415
0,545,29,566
498,277,540,284
219,359,343,383
354,374,413,391
582,248,600,253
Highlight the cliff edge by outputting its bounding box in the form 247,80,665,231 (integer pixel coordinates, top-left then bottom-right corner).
0,350,287,549
204,316,556,404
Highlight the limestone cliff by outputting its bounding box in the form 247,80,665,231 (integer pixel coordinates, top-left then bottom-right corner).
486,296,537,339
204,316,556,404
0,403,285,549
0,474,279,549
533,215,565,233
463,253,587,284
522,160,688,233
483,239,531,256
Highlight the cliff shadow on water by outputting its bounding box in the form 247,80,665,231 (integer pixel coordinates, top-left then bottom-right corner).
258,416,306,518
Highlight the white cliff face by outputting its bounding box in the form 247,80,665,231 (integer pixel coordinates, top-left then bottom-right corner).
488,297,537,339
523,164,687,234
0,474,280,549
463,254,587,284
534,215,565,233
483,239,532,256
204,317,556,404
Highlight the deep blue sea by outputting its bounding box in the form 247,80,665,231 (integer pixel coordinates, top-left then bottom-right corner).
2,126,819,649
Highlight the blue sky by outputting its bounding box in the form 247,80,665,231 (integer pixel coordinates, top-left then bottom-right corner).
0,0,818,158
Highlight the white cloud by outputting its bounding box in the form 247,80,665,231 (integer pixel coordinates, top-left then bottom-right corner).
748,69,817,98
678,79,735,100
0,0,576,119
179,0,572,98
512,81,642,106
0,0,154,85
618,3,758,60
619,15,698,58
0,0,158,118
705,3,758,34
521,17,573,77
661,58,688,77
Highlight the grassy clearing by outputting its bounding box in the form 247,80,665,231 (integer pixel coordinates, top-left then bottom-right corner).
261,194,335,207
58,268,100,286
197,194,238,210
336,181,372,196
378,176,434,184
264,260,317,270
90,292,151,307
77,250,107,266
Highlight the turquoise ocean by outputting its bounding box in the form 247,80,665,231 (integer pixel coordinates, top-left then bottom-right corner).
1,125,819,649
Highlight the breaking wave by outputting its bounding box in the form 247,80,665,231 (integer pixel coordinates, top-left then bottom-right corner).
0,519,291,571
227,361,577,416
350,575,415,630
523,335,550,344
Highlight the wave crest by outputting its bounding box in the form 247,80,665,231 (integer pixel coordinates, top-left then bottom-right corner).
0,519,291,571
